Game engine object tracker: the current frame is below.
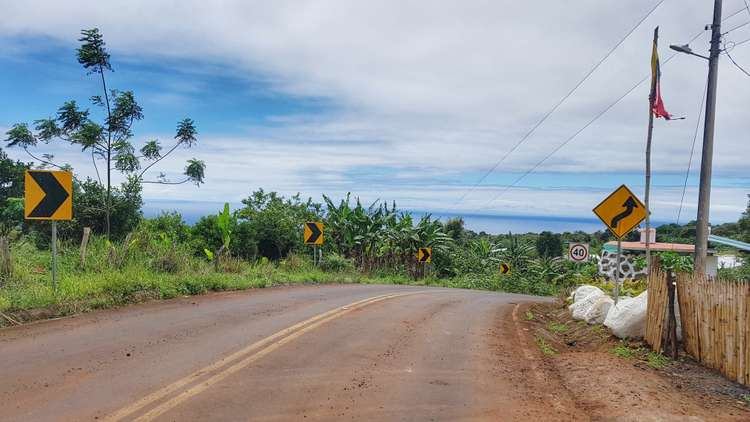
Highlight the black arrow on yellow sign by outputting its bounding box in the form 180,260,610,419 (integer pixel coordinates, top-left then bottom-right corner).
500,263,510,274
28,172,69,218
417,247,432,263
304,222,323,245
25,171,72,220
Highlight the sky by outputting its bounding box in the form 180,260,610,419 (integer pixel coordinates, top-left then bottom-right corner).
1,0,749,232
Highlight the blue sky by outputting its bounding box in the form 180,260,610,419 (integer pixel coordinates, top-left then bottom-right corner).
1,0,749,232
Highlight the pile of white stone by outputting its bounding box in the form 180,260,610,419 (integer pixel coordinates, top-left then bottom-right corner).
568,285,648,339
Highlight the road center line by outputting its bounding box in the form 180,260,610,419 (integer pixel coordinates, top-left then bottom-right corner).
104,291,421,421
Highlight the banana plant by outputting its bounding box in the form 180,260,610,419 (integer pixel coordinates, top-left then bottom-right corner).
212,202,233,270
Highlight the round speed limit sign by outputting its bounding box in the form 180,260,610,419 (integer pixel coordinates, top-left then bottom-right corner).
568,243,590,263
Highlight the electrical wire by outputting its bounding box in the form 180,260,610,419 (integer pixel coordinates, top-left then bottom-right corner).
722,20,750,35
726,48,750,76
724,7,749,21
676,80,708,225
450,0,666,207
478,31,706,211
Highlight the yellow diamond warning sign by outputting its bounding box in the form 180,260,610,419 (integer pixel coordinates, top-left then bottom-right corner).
593,184,647,239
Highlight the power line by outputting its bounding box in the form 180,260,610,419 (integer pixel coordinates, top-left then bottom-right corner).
450,0,666,207
724,7,749,21
726,48,750,76
722,20,750,35
479,31,705,210
677,79,708,225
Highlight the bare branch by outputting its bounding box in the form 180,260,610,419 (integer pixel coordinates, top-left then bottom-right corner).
138,141,180,178
141,177,191,185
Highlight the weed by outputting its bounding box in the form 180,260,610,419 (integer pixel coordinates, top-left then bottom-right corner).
535,336,557,356
547,322,568,333
646,352,670,369
610,343,636,359
741,394,750,406
524,310,535,321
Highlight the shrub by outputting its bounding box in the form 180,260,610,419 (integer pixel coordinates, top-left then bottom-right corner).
320,253,355,273
138,212,190,244
279,253,312,272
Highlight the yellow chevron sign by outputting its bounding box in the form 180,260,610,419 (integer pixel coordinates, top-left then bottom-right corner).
24,170,73,220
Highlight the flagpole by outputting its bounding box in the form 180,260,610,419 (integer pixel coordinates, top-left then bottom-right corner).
645,26,659,275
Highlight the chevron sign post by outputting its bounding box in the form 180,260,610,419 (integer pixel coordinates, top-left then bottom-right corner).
24,170,73,290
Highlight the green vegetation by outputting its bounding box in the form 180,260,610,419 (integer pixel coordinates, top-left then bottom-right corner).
535,336,557,356
524,310,535,321
609,342,671,369
0,185,605,319
646,352,670,369
547,322,569,333
610,343,637,359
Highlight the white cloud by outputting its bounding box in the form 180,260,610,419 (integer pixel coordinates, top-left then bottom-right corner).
1,0,748,223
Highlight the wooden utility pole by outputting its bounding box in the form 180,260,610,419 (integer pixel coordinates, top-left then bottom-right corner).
644,27,658,275
694,0,723,274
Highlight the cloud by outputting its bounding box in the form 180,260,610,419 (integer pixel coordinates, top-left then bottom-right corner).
1,0,748,224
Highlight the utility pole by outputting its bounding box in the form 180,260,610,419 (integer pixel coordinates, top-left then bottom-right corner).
644,27,658,275
694,0,722,274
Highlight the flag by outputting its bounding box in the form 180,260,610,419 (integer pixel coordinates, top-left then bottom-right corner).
650,27,672,120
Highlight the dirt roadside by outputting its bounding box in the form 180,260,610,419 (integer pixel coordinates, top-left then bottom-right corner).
516,301,750,421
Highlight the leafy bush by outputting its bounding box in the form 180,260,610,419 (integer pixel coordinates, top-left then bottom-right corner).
137,211,190,244
279,253,312,272
320,253,355,273
657,251,693,273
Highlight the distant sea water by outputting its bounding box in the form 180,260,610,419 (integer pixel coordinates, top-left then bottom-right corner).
142,201,665,235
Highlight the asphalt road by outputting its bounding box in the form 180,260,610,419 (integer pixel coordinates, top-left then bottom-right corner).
0,284,564,421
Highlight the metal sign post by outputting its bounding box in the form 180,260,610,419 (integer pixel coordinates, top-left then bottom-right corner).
614,239,622,304
51,221,58,290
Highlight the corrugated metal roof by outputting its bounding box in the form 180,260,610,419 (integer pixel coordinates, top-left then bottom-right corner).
709,234,750,252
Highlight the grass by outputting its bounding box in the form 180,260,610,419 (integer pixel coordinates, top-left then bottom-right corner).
535,336,557,356
1,235,564,323
646,352,670,369
547,322,568,333
610,343,637,359
524,310,535,321
0,238,430,320
609,342,671,369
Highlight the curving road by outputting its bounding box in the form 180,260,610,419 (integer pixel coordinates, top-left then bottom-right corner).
0,284,572,421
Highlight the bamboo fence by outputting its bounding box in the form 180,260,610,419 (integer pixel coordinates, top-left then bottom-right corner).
676,273,750,386
645,268,668,352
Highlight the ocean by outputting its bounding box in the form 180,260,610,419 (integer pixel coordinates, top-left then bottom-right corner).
142,200,627,234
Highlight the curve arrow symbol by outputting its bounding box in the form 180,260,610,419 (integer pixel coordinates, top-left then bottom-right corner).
305,222,322,244
28,172,69,218
610,196,638,230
